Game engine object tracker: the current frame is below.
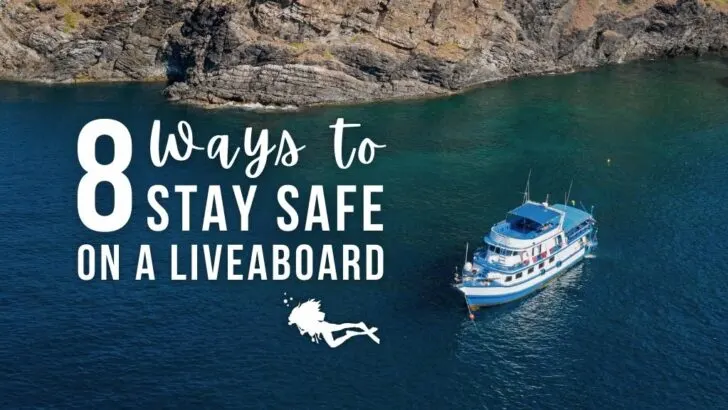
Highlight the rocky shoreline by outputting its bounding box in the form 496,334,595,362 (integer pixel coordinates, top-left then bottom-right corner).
1,0,726,108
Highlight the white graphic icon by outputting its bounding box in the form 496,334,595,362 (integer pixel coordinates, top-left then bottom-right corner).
287,299,380,348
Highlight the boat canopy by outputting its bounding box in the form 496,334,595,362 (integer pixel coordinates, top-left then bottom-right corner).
551,204,592,233
506,202,561,229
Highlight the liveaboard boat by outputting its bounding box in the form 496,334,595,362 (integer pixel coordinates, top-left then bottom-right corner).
454,180,598,310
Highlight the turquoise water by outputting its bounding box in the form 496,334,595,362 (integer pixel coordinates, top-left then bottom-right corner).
1,57,728,408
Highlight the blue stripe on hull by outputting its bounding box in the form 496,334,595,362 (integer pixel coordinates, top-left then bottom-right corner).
465,253,585,307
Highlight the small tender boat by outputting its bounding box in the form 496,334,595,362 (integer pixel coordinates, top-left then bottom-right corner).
454,180,597,310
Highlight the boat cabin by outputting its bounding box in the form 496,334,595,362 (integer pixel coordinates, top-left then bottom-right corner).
474,202,568,271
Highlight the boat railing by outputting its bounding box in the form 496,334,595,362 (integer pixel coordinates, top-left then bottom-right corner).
490,229,511,246
476,239,571,272
461,277,491,287
566,223,592,242
473,253,528,273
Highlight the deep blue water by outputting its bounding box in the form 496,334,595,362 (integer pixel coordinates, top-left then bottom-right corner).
2,57,728,409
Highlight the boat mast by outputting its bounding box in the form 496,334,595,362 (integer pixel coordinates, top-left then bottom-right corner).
564,179,574,205
522,169,532,204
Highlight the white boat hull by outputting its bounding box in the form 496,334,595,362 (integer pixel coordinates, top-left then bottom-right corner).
456,242,587,307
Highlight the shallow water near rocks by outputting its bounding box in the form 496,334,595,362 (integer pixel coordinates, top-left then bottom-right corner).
1,57,728,408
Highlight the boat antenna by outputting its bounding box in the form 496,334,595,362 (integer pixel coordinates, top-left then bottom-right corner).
522,169,532,204
464,242,469,265
564,179,574,205
544,193,549,205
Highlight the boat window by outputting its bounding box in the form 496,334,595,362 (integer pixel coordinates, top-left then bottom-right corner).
515,273,523,279
539,262,544,269
505,276,512,282
488,245,494,252
549,256,555,263
495,247,501,254
528,267,534,274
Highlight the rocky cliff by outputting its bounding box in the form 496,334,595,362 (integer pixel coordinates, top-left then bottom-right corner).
1,0,726,107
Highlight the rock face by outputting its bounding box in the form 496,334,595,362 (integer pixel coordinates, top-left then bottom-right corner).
0,0,190,81
0,0,726,106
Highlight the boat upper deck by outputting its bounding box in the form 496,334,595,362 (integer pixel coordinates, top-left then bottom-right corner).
509,202,562,226
491,220,558,240
551,204,593,233
489,202,563,241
